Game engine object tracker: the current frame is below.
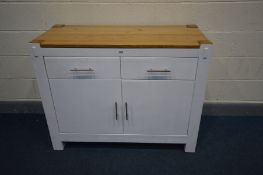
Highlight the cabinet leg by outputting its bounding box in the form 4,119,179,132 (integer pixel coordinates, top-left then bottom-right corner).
184,142,196,153
51,140,64,150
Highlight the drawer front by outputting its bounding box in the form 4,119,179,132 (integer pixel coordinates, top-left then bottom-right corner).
121,57,197,80
45,57,120,79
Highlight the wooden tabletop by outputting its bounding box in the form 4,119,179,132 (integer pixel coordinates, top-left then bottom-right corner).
31,24,212,48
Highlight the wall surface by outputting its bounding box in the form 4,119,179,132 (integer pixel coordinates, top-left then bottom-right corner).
0,0,263,104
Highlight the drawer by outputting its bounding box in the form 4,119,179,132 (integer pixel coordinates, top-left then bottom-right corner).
121,57,198,80
45,57,120,79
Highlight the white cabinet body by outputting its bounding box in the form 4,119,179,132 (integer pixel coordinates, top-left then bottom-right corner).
31,45,212,152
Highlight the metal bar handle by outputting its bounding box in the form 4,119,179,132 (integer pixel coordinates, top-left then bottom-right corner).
115,102,118,120
125,102,128,120
147,69,171,73
70,68,95,72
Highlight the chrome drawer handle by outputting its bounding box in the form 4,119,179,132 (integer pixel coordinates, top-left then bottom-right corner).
70,68,94,72
147,69,171,73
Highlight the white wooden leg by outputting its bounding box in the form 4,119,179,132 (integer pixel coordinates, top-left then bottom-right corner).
31,53,65,151
52,140,64,150
184,142,196,153
184,44,212,153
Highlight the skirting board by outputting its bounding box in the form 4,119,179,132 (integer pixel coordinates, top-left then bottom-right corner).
0,101,262,117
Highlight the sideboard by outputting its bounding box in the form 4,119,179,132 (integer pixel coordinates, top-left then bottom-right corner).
30,24,212,152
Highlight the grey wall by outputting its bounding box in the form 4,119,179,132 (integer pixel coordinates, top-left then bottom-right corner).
0,0,263,104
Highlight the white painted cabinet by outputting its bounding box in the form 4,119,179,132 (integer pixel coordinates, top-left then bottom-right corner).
30,25,212,152
31,47,212,153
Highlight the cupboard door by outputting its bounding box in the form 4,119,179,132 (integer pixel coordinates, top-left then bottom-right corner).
122,80,194,135
49,79,123,134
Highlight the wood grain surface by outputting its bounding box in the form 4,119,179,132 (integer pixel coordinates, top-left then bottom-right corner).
31,25,212,48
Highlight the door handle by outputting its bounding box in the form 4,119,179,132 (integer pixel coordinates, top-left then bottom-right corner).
115,102,118,120
125,102,128,120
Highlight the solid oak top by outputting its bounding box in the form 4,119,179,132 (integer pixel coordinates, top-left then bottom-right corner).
31,24,212,48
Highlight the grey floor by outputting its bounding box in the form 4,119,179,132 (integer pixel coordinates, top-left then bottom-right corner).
0,113,262,175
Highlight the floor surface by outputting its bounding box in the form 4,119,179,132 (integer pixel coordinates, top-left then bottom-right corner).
0,114,262,175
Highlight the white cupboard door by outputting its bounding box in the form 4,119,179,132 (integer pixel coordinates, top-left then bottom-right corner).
49,79,123,134
122,80,194,135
